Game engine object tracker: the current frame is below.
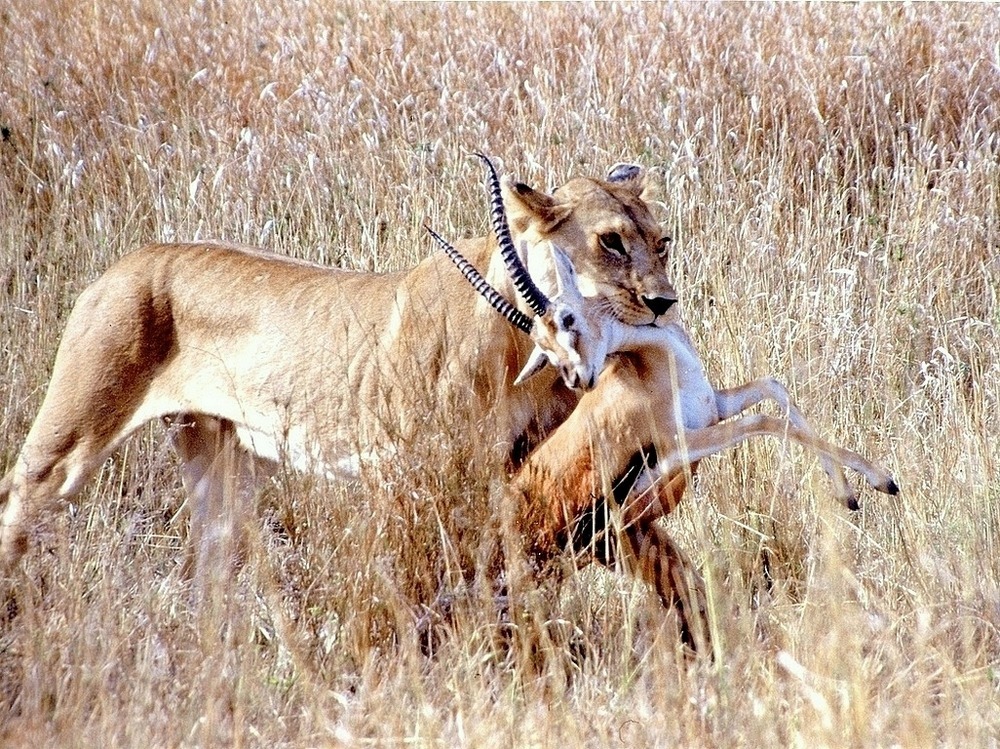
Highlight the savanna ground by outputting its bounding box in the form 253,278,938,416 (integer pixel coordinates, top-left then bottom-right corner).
1,1,999,746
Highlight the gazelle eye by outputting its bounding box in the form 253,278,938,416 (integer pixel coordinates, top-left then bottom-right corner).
560,312,576,329
599,232,627,257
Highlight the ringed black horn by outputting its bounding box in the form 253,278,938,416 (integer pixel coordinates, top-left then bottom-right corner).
425,224,534,335
473,152,550,317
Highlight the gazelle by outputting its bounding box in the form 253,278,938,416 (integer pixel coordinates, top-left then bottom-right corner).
425,225,599,392
431,166,899,642
433,180,898,513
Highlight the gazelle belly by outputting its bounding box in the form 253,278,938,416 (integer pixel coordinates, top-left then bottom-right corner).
663,325,719,431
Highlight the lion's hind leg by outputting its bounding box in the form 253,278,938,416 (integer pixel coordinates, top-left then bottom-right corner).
0,418,130,573
1,266,178,573
167,414,272,590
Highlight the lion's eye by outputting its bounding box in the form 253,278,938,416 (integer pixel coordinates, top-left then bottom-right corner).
657,235,672,257
599,232,627,257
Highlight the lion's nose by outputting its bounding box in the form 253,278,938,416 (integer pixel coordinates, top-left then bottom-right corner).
641,295,676,317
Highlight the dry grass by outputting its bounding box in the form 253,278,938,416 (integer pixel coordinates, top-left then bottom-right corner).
1,1,999,746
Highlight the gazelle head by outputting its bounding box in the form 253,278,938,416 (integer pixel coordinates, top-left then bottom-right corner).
428,226,606,391
426,153,613,391
506,240,609,390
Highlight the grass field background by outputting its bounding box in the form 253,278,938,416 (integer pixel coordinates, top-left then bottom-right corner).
1,1,998,746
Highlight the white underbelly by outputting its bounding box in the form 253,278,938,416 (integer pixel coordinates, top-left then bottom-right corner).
234,423,404,485
663,325,719,431
675,380,718,430
234,424,349,479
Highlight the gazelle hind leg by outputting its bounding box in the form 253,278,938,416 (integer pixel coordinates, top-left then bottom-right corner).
624,519,708,651
566,480,708,652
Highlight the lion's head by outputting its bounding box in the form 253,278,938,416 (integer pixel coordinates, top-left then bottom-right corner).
501,164,676,328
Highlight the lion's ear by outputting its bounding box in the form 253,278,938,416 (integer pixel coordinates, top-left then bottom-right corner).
607,163,645,184
607,162,658,203
502,176,571,233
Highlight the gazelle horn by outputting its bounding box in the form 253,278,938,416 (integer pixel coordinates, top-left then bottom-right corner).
473,152,550,317
425,225,534,334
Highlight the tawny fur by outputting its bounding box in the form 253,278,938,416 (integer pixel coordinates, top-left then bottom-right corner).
0,167,675,576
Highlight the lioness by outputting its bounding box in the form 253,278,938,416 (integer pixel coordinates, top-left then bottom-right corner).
0,160,675,574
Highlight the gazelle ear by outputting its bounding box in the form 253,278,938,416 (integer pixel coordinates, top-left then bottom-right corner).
513,346,550,386
502,176,571,233
548,243,581,300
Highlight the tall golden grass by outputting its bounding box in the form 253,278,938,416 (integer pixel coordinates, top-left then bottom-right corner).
1,1,998,746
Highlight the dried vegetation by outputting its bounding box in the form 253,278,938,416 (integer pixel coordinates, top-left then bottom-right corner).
1,1,998,746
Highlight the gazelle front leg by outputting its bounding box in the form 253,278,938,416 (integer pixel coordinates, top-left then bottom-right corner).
650,413,899,510
715,377,857,504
